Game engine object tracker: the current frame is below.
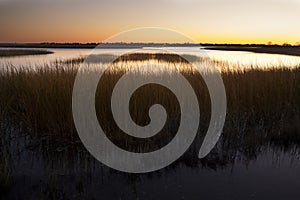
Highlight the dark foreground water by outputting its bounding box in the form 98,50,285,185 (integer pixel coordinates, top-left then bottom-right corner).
1,125,300,200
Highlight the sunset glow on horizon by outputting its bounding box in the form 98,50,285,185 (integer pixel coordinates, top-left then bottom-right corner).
0,0,299,44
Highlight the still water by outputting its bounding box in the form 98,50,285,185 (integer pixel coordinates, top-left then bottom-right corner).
1,47,300,70
2,125,300,199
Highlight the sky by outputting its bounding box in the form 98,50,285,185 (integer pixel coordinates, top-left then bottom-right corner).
0,0,299,44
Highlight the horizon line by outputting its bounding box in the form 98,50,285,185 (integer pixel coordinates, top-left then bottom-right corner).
0,42,299,46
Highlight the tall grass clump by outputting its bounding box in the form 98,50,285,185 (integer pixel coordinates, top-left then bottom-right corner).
0,53,299,154
0,64,78,143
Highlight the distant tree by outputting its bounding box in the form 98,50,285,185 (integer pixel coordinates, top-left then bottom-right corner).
283,42,291,46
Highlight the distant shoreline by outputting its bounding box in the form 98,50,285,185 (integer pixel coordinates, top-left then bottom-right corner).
203,46,300,57
0,43,201,49
1,43,300,57
0,49,53,57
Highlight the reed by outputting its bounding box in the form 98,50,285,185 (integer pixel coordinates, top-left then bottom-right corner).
0,53,299,153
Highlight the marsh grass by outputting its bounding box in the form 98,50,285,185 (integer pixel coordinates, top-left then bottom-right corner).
0,49,53,57
0,53,300,156
62,53,201,65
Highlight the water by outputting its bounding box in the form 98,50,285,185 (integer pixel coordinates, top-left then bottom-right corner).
1,47,300,70
1,47,300,199
2,127,300,199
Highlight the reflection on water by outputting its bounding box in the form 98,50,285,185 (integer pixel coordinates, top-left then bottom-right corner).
1,47,300,70
1,123,300,199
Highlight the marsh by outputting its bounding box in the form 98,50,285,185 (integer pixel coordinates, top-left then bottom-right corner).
1,47,300,199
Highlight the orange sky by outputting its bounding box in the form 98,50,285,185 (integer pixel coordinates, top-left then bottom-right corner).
0,0,299,44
